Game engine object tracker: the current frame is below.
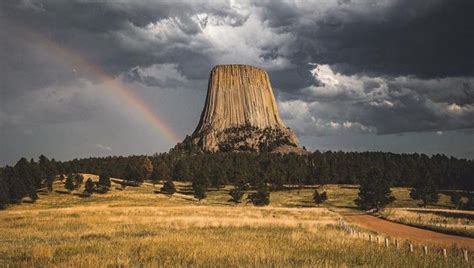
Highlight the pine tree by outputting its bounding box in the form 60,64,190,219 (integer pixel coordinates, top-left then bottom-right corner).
248,182,270,206
161,180,176,196
150,168,160,186
210,168,227,189
193,181,207,201
155,162,171,182
141,157,154,181
98,172,111,188
0,177,10,209
29,158,42,187
74,174,84,189
123,164,141,183
318,158,330,185
313,189,323,205
355,168,395,211
410,169,439,207
173,159,191,181
229,185,244,203
65,175,75,193
84,178,95,196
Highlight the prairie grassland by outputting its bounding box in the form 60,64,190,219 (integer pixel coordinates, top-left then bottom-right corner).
381,208,474,237
0,181,470,267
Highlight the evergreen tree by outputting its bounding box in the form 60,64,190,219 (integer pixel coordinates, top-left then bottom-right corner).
193,181,207,201
5,166,25,203
14,158,37,201
355,168,395,211
229,185,244,203
65,175,75,193
141,157,154,181
318,158,330,185
173,159,191,181
38,155,57,190
47,159,58,190
247,182,270,206
123,164,141,182
155,162,171,182
161,180,176,196
313,189,323,205
0,178,9,209
74,174,84,189
29,158,42,187
84,178,95,196
150,168,160,186
98,172,111,188
210,168,227,189
410,170,439,207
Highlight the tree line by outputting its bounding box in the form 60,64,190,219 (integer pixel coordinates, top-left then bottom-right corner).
1,150,473,209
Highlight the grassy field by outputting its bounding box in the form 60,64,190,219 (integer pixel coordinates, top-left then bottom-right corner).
380,208,474,238
0,177,471,267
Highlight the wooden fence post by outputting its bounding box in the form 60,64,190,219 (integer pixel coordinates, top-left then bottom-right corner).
395,239,399,250
409,243,414,253
369,234,372,242
463,250,469,263
385,238,389,248
423,246,428,255
442,248,447,259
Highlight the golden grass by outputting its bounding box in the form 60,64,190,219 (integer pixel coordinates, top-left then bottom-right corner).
0,181,470,267
382,208,474,237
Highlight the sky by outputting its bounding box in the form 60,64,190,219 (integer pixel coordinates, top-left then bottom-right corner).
1,0,473,165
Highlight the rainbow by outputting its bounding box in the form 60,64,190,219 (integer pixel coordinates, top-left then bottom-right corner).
21,27,181,143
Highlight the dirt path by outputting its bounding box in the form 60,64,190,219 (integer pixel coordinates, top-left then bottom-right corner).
345,213,474,250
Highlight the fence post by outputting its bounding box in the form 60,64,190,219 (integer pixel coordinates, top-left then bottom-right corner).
376,237,380,244
409,243,414,253
369,234,372,242
463,250,469,263
385,238,389,248
423,246,428,255
395,239,399,250
442,248,447,259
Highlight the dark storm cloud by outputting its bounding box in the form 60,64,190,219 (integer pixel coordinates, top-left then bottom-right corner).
260,0,474,78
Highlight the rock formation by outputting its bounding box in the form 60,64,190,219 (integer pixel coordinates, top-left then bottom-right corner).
174,64,305,154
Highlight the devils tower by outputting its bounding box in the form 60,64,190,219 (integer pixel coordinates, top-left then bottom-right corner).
174,64,304,154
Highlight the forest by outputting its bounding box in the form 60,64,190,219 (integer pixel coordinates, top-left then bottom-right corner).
1,150,473,208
